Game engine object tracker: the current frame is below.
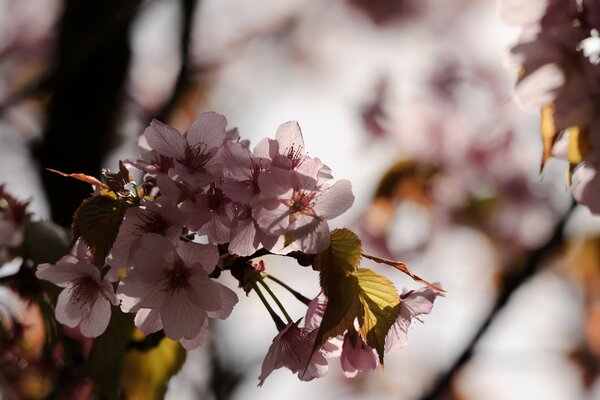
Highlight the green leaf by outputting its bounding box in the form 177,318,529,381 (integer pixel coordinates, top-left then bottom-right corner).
314,228,362,274
122,332,186,400
356,268,400,364
88,309,135,400
313,228,363,350
22,221,71,265
72,195,126,265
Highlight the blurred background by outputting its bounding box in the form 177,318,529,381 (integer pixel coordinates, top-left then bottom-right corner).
2,0,600,399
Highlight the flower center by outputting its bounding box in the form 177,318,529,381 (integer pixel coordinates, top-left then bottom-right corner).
162,260,192,292
207,183,230,211
71,276,100,307
283,191,318,222
183,143,214,172
136,209,168,235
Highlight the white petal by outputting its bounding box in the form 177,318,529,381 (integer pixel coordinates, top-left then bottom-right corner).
313,180,354,220
80,297,111,337
135,308,163,335
186,112,227,149
161,293,205,340
55,288,83,328
144,120,187,159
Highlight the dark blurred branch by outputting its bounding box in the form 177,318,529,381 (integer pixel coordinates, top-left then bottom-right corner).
419,202,575,400
35,0,142,226
207,328,244,400
155,0,199,122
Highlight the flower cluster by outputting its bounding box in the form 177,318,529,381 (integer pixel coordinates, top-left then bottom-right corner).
501,0,600,213
34,112,441,384
36,113,354,348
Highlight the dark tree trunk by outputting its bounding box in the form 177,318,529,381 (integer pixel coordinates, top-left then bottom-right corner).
35,0,141,227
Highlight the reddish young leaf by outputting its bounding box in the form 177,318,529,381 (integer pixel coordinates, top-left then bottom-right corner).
362,253,444,292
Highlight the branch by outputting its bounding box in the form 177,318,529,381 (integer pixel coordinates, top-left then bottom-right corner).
155,0,199,122
419,202,575,400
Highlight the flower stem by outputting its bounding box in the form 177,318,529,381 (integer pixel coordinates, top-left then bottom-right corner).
263,273,312,306
251,281,286,331
257,279,294,324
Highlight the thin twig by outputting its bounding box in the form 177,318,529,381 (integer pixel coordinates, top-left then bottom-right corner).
264,273,312,305
257,279,293,323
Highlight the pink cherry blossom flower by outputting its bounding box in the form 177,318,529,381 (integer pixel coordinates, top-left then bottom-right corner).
258,320,328,386
117,234,238,343
385,286,441,351
227,205,283,256
219,140,269,205
142,112,229,188
259,296,342,385
133,281,237,350
181,182,236,244
339,331,378,378
36,241,118,337
254,121,333,184
254,169,354,253
108,196,185,271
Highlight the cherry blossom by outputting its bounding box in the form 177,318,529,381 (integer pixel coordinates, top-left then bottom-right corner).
339,331,378,378
143,112,228,187
109,196,185,270
36,241,118,337
258,320,328,385
385,287,441,351
117,234,238,343
254,169,354,253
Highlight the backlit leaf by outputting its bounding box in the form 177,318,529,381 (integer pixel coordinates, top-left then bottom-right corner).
313,228,363,350
356,268,400,364
72,195,126,265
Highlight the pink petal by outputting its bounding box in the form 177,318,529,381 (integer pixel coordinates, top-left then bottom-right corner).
385,287,440,351
80,297,111,337
221,141,252,180
187,274,223,312
36,263,84,287
298,351,328,382
176,241,219,273
186,112,227,150
313,180,354,220
134,234,177,278
135,308,163,335
144,120,187,159
284,221,330,254
55,288,83,328
161,293,206,340
228,217,259,256
180,318,210,350
275,121,305,155
206,284,238,319
117,278,166,312
515,63,564,111
340,333,378,377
